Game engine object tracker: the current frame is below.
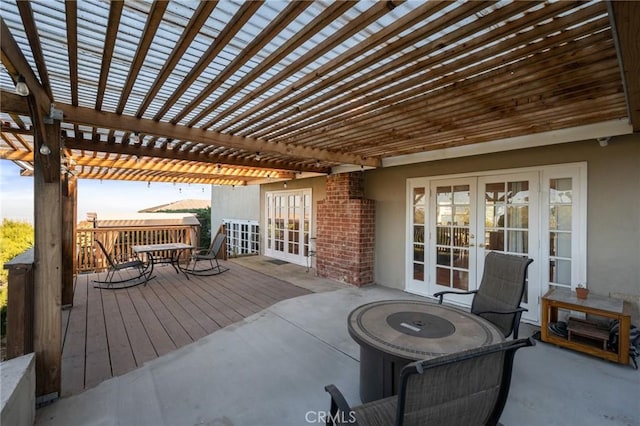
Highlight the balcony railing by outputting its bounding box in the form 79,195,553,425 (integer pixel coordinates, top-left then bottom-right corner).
76,225,199,274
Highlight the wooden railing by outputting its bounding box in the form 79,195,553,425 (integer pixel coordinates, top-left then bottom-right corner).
76,225,199,273
3,248,35,360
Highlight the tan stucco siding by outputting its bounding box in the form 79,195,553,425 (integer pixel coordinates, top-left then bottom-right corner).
365,135,640,298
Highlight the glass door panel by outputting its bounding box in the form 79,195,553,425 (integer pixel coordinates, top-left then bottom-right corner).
431,179,476,298
478,172,539,321
412,187,426,282
265,189,311,266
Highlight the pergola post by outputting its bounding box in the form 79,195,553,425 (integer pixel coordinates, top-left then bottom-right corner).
61,173,77,308
33,114,62,401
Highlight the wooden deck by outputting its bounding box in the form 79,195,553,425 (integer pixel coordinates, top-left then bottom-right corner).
61,260,311,396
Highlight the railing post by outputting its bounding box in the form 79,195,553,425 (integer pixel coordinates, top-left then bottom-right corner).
4,248,35,359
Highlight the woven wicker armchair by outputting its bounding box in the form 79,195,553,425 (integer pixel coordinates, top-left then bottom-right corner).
325,338,535,426
434,252,533,339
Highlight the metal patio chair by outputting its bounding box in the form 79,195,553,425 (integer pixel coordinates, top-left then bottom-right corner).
93,239,148,289
185,233,229,276
325,338,535,426
435,252,533,339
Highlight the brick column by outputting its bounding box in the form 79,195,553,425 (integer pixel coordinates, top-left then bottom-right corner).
316,172,375,286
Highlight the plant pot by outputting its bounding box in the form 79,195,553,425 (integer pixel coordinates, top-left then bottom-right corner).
576,287,589,299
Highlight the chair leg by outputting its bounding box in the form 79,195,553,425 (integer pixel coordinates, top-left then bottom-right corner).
513,311,523,339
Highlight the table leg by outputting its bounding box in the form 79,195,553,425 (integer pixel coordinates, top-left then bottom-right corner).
143,252,156,285
541,299,550,342
619,313,631,365
173,249,190,280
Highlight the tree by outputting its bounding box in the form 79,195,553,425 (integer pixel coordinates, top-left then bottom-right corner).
0,219,34,285
0,219,34,339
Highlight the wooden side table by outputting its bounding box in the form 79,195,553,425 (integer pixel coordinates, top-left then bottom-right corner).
541,288,631,365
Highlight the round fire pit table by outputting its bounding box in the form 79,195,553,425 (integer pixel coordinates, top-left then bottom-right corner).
348,299,504,403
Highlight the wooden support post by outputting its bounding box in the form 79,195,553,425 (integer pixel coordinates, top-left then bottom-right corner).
61,173,77,308
33,117,62,400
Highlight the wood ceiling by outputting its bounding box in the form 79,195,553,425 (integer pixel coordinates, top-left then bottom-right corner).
0,1,637,185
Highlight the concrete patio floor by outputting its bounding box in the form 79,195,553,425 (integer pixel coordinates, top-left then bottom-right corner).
36,258,639,426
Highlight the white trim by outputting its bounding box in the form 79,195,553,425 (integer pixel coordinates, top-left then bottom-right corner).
264,188,313,266
384,120,631,168
405,162,588,325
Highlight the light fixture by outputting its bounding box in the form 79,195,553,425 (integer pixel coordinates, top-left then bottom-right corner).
597,137,610,147
132,132,140,143
255,151,261,161
39,144,51,155
284,182,287,189
147,181,151,188
15,75,29,96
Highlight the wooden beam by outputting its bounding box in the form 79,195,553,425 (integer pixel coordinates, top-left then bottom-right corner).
171,1,310,125
33,119,62,399
221,0,453,133
154,1,263,122
0,90,29,115
195,1,359,128
65,0,79,106
95,1,124,110
61,173,77,308
136,1,218,118
0,17,51,116
16,1,53,100
115,1,168,115
609,1,640,131
55,103,380,166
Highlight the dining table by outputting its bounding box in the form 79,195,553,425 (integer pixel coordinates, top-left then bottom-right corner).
131,242,194,284
348,299,505,403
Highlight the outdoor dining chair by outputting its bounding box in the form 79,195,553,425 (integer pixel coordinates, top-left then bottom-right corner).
325,337,535,426
93,239,148,289
185,232,229,276
434,252,533,339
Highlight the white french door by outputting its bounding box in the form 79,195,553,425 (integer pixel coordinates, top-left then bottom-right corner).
476,172,539,319
264,189,312,266
408,172,542,322
430,178,478,306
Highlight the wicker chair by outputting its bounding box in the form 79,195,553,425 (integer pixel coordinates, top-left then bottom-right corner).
434,252,533,339
325,338,535,426
185,233,229,276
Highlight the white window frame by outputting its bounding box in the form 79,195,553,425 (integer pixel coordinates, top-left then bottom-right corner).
405,162,588,323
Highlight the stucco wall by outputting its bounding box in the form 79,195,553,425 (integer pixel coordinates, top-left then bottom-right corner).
364,134,639,300
210,185,260,231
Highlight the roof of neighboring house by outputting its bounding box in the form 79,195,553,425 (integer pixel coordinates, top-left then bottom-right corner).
89,213,201,228
139,199,211,213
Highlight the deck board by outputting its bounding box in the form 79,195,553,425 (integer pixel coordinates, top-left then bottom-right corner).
62,260,311,396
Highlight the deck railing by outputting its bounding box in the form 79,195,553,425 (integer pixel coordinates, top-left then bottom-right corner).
76,225,199,274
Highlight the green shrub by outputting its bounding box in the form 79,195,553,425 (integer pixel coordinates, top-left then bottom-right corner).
0,219,34,338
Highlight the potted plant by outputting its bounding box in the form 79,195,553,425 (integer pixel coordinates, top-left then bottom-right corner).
575,284,589,299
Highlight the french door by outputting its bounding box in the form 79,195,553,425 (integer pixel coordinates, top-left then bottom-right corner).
408,172,540,322
264,189,312,266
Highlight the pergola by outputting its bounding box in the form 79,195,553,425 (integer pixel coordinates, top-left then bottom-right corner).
1,0,638,401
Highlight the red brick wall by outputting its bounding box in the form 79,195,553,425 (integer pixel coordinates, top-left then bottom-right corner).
316,173,375,286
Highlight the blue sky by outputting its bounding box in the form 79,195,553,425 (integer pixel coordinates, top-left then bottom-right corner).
1,161,211,224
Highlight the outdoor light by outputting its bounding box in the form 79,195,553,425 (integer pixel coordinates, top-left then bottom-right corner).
15,75,29,96
39,144,51,155
132,132,140,143
284,182,287,189
255,151,261,161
